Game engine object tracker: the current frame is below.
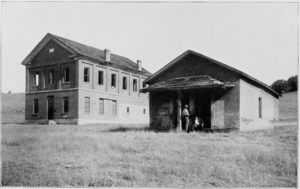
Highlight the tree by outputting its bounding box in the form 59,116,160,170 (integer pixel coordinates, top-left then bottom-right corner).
270,79,289,95
287,75,298,92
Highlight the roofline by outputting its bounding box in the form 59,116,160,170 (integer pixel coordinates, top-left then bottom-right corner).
144,50,279,98
21,33,78,65
76,56,152,77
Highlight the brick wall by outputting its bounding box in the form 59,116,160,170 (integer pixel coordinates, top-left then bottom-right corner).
25,90,78,121
78,89,149,124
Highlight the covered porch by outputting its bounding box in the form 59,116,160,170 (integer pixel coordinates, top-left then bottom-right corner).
141,75,235,132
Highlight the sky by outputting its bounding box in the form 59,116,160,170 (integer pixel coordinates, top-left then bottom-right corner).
2,2,298,93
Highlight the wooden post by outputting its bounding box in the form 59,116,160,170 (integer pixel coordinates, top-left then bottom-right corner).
177,90,182,132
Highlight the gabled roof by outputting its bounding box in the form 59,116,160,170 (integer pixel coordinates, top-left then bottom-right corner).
21,33,151,76
141,75,235,92
144,50,279,98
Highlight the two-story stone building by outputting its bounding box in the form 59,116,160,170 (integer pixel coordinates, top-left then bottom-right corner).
22,33,151,124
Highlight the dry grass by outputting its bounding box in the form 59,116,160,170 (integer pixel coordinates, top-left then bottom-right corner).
2,123,297,187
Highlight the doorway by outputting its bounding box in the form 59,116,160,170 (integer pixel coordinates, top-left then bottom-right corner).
47,96,54,120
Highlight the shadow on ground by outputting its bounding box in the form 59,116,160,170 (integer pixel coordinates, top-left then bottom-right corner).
106,126,152,132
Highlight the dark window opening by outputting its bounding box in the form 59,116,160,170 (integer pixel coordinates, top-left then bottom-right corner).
111,74,116,88
33,99,39,114
259,97,262,118
98,71,103,85
48,70,54,84
64,68,70,82
143,109,146,114
99,98,104,114
133,79,137,92
127,107,130,113
123,77,127,90
85,97,90,113
143,82,147,88
63,97,69,113
84,68,89,82
35,72,39,86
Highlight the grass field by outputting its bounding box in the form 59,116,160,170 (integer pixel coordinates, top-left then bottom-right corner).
2,123,297,187
1,91,298,187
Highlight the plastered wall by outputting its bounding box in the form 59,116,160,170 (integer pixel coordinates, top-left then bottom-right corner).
239,78,279,131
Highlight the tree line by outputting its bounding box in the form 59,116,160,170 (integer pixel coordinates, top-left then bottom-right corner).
270,75,297,95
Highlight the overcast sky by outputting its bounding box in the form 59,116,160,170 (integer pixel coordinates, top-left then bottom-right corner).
2,2,298,93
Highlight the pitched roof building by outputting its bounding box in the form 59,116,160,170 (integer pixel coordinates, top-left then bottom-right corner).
141,50,279,131
22,33,151,124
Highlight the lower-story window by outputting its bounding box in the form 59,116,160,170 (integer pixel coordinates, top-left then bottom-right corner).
33,99,39,114
85,97,90,113
112,100,117,115
63,97,69,113
99,98,104,114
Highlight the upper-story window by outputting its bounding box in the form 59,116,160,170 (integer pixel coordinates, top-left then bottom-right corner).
64,68,70,82
133,79,137,92
34,72,39,86
48,70,54,84
49,48,54,53
123,76,127,90
111,74,116,88
84,68,90,82
98,71,103,85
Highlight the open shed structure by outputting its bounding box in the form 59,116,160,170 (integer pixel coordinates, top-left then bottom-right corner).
141,50,279,131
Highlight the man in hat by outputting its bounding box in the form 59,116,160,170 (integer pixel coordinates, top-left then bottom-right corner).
182,104,190,132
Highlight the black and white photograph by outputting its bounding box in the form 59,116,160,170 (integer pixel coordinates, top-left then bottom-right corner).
1,1,298,187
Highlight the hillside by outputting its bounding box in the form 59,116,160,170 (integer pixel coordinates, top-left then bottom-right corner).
1,91,298,124
279,91,298,122
2,93,25,124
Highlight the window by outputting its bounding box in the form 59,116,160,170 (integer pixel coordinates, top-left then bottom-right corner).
85,97,90,113
127,107,130,113
99,98,104,114
34,72,39,86
259,97,262,118
33,99,39,114
63,97,69,113
84,68,90,82
49,48,54,53
48,70,54,84
143,109,146,114
133,79,137,92
143,82,147,88
111,74,116,88
64,68,70,82
98,71,103,85
112,100,117,115
123,77,127,90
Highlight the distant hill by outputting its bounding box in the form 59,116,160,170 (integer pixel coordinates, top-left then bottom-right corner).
2,93,25,124
1,91,298,124
279,91,298,122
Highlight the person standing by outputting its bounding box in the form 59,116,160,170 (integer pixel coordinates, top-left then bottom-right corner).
182,104,190,132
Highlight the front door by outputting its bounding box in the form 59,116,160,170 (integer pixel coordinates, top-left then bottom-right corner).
47,96,54,120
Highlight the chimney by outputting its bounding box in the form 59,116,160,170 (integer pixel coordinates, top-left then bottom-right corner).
104,49,111,62
137,60,142,71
